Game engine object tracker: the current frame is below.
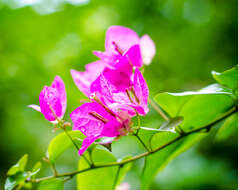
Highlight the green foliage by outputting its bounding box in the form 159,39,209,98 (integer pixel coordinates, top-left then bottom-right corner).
47,130,84,163
7,154,28,176
141,81,237,189
216,112,238,141
37,179,64,190
142,132,207,190
77,149,131,190
77,149,117,190
5,154,41,190
159,116,184,133
5,172,29,190
212,66,238,90
116,157,133,186
5,66,238,190
1,0,238,189
5,154,30,190
31,162,42,178
155,84,234,131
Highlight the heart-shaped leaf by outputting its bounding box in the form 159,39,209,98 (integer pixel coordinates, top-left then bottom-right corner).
47,130,84,163
155,84,234,131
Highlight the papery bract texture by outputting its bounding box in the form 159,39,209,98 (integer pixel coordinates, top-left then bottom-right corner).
124,45,143,68
140,34,156,65
90,67,149,116
29,76,67,122
105,26,140,54
94,25,155,66
71,61,108,96
70,102,122,155
132,68,149,114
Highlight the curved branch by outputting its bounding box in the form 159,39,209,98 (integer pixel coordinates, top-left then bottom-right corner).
30,106,237,183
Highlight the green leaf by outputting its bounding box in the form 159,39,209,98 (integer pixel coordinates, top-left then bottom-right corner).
30,161,42,177
212,66,238,90
7,154,28,176
117,156,133,186
216,112,238,141
77,149,119,190
141,132,207,190
37,179,64,190
155,84,234,131
47,130,84,163
23,182,33,189
159,116,183,133
5,172,29,190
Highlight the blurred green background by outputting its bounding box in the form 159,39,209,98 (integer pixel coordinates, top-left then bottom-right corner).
1,0,238,189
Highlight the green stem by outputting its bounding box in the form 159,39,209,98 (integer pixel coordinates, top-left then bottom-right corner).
50,163,58,177
63,127,92,167
148,98,169,121
30,106,237,183
134,133,150,152
135,114,141,135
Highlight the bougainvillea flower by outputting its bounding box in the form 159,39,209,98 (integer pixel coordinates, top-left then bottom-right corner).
28,76,67,122
70,102,131,155
128,68,149,114
71,61,108,96
90,68,149,117
93,25,156,66
72,45,141,96
105,26,140,53
140,34,156,65
90,55,133,93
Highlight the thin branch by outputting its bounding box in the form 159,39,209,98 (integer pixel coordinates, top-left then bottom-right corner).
134,133,150,152
63,127,92,167
30,106,237,183
148,98,169,121
63,128,79,150
186,106,237,134
42,157,58,177
135,114,141,135
50,163,58,177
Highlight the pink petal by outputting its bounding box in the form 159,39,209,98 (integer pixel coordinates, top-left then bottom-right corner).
71,69,91,96
28,104,41,112
78,136,100,155
31,76,67,122
103,67,132,91
105,26,140,54
101,121,121,137
127,104,148,116
85,61,108,73
51,76,67,117
124,45,143,68
90,73,138,116
93,50,120,65
71,102,122,154
90,73,115,105
39,86,63,121
109,103,137,117
71,61,107,96
133,68,149,115
70,102,120,137
90,66,132,102
140,34,156,65
114,54,133,75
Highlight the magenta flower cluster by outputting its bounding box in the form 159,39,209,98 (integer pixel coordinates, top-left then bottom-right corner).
29,26,156,155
